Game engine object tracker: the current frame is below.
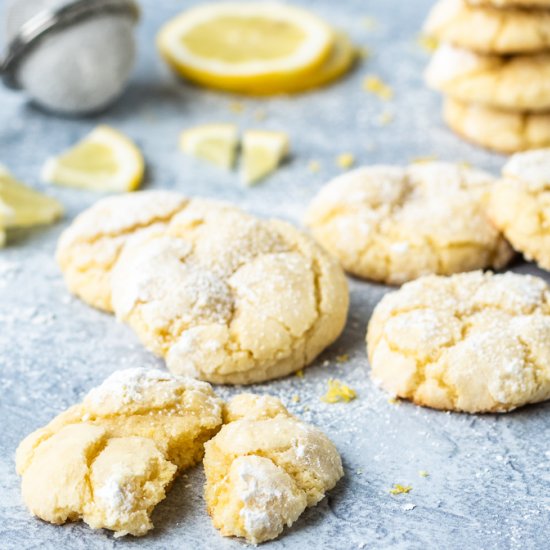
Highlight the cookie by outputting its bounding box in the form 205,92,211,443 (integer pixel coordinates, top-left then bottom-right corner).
111,200,349,385
16,368,223,536
367,271,550,413
468,0,550,7
203,394,343,544
425,0,550,54
444,98,550,153
489,149,550,270
426,45,550,112
57,191,187,311
304,162,513,285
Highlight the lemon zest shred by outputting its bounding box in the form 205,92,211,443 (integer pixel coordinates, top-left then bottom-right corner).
229,101,245,114
363,75,393,100
308,160,321,173
362,16,377,31
322,379,357,403
337,153,355,170
390,484,412,495
419,470,429,478
378,110,394,126
295,369,304,378
336,354,349,364
417,34,439,53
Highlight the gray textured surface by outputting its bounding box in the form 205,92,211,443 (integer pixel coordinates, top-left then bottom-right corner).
1,1,549,549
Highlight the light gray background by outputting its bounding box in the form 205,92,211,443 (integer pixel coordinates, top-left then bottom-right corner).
1,1,549,549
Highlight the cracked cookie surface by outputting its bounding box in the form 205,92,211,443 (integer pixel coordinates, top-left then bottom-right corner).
16,368,223,536
305,162,512,285
425,0,550,54
426,44,550,112
203,394,343,544
489,149,550,270
111,200,349,385
57,191,188,311
443,98,550,153
367,271,550,413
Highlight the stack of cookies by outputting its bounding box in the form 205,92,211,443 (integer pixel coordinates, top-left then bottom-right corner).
423,0,550,153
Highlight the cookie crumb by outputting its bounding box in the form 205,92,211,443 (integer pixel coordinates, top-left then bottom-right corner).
322,379,357,403
363,75,393,100
336,354,349,364
390,483,412,495
337,153,355,170
295,369,304,378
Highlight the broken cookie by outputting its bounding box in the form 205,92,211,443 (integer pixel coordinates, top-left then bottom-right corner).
16,368,223,536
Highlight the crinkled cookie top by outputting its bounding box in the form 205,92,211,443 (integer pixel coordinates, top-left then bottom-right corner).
367,271,550,413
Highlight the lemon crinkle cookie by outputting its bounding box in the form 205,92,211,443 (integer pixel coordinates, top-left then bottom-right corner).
16,368,223,536
305,161,513,285
425,0,550,55
57,191,188,311
468,0,550,7
426,44,550,113
489,149,550,270
444,98,550,153
110,199,349,384
203,394,343,544
367,271,550,413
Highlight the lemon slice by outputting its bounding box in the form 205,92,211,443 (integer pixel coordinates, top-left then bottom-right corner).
241,130,289,186
261,32,356,95
180,124,239,170
157,2,334,94
0,165,63,229
42,126,145,192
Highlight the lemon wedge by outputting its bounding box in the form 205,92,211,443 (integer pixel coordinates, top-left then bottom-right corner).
0,165,63,230
157,2,334,94
180,124,239,170
241,130,289,186
42,126,144,192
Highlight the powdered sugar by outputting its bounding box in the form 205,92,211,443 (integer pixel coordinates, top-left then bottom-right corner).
503,148,550,191
84,367,210,408
425,44,491,88
96,471,135,519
